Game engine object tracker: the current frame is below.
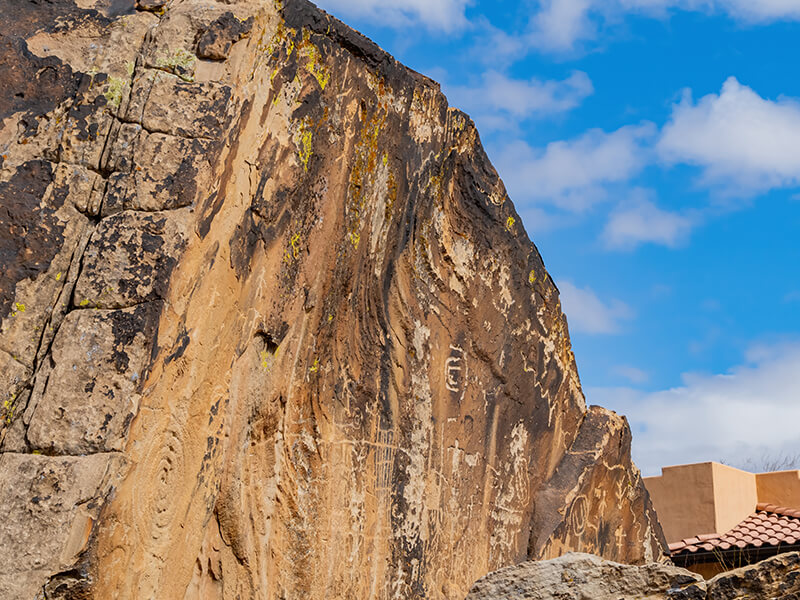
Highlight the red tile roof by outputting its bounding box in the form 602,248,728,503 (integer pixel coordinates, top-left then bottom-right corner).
669,504,800,555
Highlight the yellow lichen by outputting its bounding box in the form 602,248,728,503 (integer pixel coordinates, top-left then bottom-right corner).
265,21,295,57
79,299,90,307
506,216,516,232
528,269,537,286
55,272,62,281
299,29,330,90
290,232,301,258
297,126,313,171
309,357,319,373
346,107,387,251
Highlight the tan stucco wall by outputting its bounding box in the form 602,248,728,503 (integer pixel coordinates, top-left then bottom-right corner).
647,462,800,547
757,470,800,507
710,462,757,536
645,463,718,543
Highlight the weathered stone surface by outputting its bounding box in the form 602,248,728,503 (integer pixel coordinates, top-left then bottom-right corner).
0,0,667,598
197,12,254,60
0,453,122,599
707,552,800,599
467,553,707,600
24,304,157,454
532,406,665,563
74,210,189,308
468,552,800,600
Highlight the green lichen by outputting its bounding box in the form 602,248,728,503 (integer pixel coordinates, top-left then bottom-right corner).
156,48,196,82
125,61,135,77
103,76,128,108
528,269,537,286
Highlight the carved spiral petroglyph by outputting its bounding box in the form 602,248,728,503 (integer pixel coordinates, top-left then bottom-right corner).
134,423,187,549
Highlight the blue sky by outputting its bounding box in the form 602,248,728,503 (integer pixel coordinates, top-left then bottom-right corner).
313,0,800,475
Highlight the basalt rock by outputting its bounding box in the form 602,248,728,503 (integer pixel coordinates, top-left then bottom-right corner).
0,0,666,598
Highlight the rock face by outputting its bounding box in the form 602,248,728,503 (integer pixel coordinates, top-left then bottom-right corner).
467,551,800,600
467,553,708,600
0,0,665,598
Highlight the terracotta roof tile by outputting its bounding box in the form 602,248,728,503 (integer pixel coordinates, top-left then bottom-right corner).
670,506,800,556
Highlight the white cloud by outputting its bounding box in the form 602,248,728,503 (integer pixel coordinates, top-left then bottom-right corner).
557,280,634,334
494,124,655,212
444,71,593,131
314,0,471,31
614,365,651,384
717,0,800,22
658,77,800,192
525,0,800,53
529,0,595,52
590,342,800,476
603,189,695,249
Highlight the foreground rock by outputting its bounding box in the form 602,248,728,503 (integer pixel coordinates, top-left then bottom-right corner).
0,0,665,597
468,551,800,600
467,553,707,600
708,552,800,599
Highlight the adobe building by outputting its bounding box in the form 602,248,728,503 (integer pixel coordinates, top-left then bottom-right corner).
645,462,800,578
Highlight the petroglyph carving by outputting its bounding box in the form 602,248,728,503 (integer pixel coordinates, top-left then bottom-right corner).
375,426,396,491
445,345,467,393
569,495,588,536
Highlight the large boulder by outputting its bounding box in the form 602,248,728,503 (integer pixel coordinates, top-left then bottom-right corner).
0,0,666,598
466,553,707,600
707,552,800,599
467,551,800,600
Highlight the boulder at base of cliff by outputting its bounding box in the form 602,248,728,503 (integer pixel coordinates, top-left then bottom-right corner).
466,553,707,600
468,551,800,600
707,552,800,599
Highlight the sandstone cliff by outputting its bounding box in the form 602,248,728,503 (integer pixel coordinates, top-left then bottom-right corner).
0,0,666,598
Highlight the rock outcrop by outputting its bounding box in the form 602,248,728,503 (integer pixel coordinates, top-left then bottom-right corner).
467,551,800,600
707,552,800,599
0,0,666,598
466,553,707,600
